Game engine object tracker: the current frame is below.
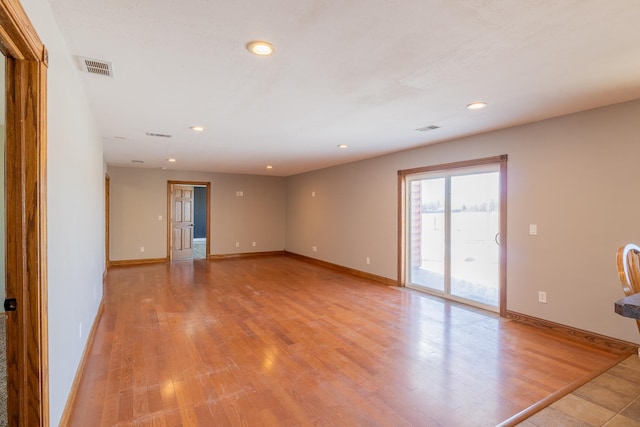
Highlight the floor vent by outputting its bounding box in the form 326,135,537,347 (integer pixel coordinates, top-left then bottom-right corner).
415,125,440,132
78,56,114,77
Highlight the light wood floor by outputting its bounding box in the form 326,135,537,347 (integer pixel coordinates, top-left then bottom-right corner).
66,256,631,426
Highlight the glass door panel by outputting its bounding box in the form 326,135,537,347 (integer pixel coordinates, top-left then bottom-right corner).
408,177,445,292
450,172,500,306
406,164,502,312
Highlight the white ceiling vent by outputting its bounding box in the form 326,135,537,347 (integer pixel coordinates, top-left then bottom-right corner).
415,125,440,132
78,56,114,77
145,132,172,138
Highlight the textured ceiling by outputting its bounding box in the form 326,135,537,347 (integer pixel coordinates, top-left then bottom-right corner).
49,0,640,176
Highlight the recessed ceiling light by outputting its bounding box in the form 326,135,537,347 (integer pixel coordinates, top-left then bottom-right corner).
338,144,348,149
168,158,176,162
247,40,275,56
467,101,487,110
190,125,205,132
266,165,273,169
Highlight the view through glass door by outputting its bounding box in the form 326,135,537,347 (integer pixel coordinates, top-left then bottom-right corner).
407,164,501,311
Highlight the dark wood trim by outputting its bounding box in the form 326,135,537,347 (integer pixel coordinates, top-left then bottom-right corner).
57,300,105,426
105,174,110,269
397,155,508,315
1,0,49,425
167,181,210,261
505,310,637,354
397,172,405,286
285,251,397,286
0,0,44,61
166,182,171,260
205,184,211,258
209,251,286,261
109,257,169,267
102,270,107,297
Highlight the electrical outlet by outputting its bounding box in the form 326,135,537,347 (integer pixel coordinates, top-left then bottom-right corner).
529,224,538,235
366,257,371,265
312,191,316,197
235,242,240,248
312,246,317,252
252,241,256,247
140,246,145,252
538,291,547,303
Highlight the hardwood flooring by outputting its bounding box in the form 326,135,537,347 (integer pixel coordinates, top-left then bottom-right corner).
66,256,631,426
519,354,640,426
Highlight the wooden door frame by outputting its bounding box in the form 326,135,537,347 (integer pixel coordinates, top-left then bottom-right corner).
1,0,49,425
167,181,210,260
397,155,508,316
105,174,110,270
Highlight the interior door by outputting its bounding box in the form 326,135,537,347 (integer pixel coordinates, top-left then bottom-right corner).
171,185,194,260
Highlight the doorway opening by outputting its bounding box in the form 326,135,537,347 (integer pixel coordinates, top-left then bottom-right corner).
398,156,507,315
167,181,210,261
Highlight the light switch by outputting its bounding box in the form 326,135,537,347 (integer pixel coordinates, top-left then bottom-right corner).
529,224,537,235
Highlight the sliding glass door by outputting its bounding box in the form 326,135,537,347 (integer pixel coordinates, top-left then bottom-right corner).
406,164,502,311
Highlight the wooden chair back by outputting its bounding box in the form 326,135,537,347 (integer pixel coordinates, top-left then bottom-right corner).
617,244,640,296
617,243,640,332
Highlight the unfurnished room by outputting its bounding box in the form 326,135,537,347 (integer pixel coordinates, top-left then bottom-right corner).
2,0,640,426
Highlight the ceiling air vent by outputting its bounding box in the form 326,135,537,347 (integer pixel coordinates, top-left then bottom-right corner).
78,56,114,77
415,125,440,132
145,132,172,138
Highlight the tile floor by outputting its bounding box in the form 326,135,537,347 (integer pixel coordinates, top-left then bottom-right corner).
519,354,640,426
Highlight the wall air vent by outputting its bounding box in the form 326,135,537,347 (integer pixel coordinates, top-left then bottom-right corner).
77,56,114,77
415,125,440,132
145,132,172,138
131,160,144,164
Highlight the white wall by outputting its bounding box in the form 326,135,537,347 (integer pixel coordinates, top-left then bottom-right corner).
286,98,640,344
20,0,105,425
108,167,286,260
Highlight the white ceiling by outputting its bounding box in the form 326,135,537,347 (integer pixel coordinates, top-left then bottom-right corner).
48,0,640,176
